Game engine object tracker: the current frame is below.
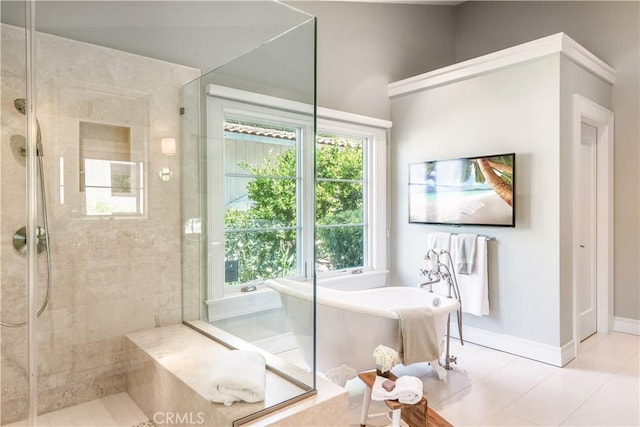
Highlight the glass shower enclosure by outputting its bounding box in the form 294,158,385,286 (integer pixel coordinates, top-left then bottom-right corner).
1,1,316,425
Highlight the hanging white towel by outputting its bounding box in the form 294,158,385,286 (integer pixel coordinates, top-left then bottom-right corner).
424,232,452,273
453,234,477,274
208,350,266,406
453,236,489,316
426,232,451,253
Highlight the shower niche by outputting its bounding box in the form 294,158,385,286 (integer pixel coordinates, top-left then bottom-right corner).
57,83,149,219
78,122,144,217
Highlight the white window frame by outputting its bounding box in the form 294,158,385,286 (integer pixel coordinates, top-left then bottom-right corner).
205,85,390,320
314,117,389,280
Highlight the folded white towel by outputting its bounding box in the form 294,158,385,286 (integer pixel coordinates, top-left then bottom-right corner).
371,375,423,405
454,234,477,274
208,350,266,406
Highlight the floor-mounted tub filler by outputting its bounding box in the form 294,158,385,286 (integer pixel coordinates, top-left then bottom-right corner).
266,278,461,385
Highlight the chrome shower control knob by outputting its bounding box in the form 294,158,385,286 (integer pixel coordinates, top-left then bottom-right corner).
12,225,48,255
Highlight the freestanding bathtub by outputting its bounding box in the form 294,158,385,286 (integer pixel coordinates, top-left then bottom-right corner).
266,278,460,381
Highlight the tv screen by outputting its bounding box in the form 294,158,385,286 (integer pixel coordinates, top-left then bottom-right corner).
409,153,515,227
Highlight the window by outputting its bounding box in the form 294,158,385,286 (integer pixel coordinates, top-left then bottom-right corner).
223,119,300,286
207,86,389,304
315,132,365,272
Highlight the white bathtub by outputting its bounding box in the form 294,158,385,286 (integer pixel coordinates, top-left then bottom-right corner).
266,278,460,379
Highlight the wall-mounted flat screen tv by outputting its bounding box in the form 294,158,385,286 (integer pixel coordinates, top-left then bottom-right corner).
409,153,515,227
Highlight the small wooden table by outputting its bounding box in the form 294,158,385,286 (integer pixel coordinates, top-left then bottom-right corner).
358,370,429,427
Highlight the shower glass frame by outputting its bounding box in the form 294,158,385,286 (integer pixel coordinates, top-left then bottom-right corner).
0,0,39,423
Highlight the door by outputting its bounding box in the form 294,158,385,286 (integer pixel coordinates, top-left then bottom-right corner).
578,122,597,341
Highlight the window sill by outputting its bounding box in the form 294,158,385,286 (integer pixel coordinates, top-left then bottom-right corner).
206,287,281,322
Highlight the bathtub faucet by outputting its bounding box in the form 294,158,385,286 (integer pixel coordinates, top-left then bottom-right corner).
419,248,465,369
420,249,460,299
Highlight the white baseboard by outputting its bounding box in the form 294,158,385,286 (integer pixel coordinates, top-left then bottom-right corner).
450,324,573,367
614,316,640,335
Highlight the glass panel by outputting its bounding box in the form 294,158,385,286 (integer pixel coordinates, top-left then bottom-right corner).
181,5,316,424
1,1,35,424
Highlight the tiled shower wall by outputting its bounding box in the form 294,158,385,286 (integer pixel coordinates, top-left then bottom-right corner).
0,25,199,423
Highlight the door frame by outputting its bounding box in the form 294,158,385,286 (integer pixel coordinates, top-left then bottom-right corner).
571,94,615,357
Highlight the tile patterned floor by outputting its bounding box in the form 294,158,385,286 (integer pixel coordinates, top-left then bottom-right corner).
4,332,638,426
348,332,639,426
4,392,149,427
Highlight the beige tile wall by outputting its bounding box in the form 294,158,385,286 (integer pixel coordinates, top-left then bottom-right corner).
0,24,199,423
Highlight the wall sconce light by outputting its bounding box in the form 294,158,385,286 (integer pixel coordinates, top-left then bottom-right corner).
159,137,176,181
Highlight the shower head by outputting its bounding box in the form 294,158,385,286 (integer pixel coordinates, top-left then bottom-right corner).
14,98,43,156
14,98,26,115
14,98,26,114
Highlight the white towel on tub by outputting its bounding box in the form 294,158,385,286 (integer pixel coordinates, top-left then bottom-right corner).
208,350,266,406
453,235,489,316
371,375,423,404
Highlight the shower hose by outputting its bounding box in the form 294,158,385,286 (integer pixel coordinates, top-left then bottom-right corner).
1,154,52,328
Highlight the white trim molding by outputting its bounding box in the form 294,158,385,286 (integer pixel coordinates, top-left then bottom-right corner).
388,33,616,97
614,317,640,336
450,325,575,367
571,94,615,359
208,84,393,130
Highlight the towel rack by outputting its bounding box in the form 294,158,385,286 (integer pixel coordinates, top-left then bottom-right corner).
449,233,496,241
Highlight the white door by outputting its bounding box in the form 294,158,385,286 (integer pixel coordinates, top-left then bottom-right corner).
578,122,597,341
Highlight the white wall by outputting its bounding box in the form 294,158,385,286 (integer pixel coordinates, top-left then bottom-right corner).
390,55,563,346
454,1,640,322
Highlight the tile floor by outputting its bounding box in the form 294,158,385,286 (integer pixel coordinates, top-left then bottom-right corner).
347,332,639,426
3,332,638,426
4,392,149,427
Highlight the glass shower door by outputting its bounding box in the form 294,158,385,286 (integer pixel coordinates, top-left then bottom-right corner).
1,0,40,424
181,8,318,424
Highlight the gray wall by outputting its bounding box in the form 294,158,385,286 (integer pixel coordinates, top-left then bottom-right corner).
454,1,640,321
390,55,565,346
291,1,639,323
287,2,456,119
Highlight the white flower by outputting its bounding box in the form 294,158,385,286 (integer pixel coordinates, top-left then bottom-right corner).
373,345,399,373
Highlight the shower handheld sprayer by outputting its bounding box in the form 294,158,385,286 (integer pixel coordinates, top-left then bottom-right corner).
1,98,53,328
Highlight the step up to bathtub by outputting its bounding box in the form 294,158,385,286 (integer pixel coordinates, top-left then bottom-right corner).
125,324,348,426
